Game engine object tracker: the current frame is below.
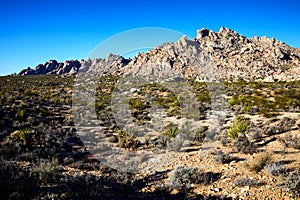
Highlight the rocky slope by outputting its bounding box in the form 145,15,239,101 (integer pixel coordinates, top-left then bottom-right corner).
18,27,300,81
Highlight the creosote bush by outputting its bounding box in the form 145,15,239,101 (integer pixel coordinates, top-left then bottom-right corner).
0,162,38,199
191,126,208,143
214,150,233,164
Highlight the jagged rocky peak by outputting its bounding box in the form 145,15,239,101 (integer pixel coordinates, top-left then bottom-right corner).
17,27,300,81
84,54,131,75
218,26,238,36
19,59,81,75
196,28,209,39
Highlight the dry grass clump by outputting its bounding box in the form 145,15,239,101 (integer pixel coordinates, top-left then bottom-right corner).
245,152,273,173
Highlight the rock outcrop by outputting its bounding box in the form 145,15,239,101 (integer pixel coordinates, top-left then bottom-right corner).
19,60,81,75
120,27,300,81
18,27,300,81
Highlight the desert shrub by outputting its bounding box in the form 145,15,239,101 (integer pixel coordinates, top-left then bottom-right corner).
64,174,103,199
214,150,233,164
95,93,111,111
197,91,211,103
64,114,74,126
15,152,39,162
156,135,170,148
8,129,36,149
167,105,181,117
258,108,279,118
228,121,247,138
117,130,141,150
129,97,145,113
277,168,300,198
227,116,249,139
195,171,221,185
164,123,179,138
228,96,238,108
279,134,300,149
168,165,221,192
264,162,288,176
245,152,272,173
15,108,27,121
190,126,208,143
0,162,38,200
168,165,198,192
264,117,296,136
219,136,230,146
250,129,263,140
23,89,36,97
234,177,264,187
233,134,257,154
30,158,62,184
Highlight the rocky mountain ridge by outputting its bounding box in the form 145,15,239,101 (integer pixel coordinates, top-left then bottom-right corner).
18,27,300,81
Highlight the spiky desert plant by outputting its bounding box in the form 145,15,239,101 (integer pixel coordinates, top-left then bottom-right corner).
9,129,35,148
165,125,178,138
228,116,249,139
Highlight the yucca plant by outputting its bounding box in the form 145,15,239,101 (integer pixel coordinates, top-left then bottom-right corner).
165,125,178,138
10,129,35,148
228,117,249,139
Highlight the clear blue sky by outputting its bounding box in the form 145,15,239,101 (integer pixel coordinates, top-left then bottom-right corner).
0,0,299,75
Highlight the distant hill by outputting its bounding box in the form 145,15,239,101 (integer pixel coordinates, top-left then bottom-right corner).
19,27,300,82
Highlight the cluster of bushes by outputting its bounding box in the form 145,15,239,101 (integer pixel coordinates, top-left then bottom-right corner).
226,81,300,117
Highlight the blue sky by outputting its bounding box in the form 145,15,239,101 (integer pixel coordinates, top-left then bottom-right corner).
0,0,299,75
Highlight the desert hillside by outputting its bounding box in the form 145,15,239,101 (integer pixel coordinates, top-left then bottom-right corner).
1,27,299,199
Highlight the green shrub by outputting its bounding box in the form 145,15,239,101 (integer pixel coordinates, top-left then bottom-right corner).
117,130,141,150
30,158,61,184
228,117,249,139
197,91,211,103
258,108,279,118
228,96,238,107
129,97,146,117
167,106,181,117
164,124,178,138
15,109,26,121
9,129,35,148
64,114,74,126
